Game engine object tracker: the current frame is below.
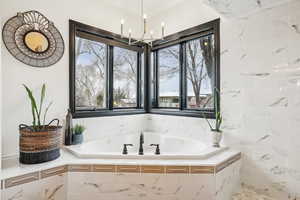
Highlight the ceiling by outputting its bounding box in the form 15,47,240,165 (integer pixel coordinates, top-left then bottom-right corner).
203,0,293,18
102,0,294,18
101,0,186,17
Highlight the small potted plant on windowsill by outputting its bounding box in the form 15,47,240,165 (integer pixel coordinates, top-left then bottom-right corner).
72,124,85,145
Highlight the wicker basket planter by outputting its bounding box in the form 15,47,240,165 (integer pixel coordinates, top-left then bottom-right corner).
19,119,62,164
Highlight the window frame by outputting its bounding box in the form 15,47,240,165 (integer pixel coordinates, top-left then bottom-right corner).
69,19,220,119
69,20,147,118
149,19,220,119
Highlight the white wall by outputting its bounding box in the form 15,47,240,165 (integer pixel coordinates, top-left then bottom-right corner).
0,0,146,158
0,15,2,171
148,0,300,199
0,16,2,200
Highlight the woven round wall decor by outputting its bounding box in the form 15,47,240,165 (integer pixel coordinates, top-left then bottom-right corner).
2,10,65,67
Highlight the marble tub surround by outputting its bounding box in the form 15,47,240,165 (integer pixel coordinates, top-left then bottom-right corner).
67,171,217,200
2,173,67,200
1,149,241,200
67,160,240,200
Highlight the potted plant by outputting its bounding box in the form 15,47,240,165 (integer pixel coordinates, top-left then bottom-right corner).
72,124,85,145
203,88,223,147
19,84,62,164
204,111,223,147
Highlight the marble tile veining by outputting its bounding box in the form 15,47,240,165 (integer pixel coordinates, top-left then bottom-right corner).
2,174,67,200
67,172,217,200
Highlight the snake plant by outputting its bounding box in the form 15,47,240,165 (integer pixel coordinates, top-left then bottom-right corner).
203,87,223,132
23,84,53,130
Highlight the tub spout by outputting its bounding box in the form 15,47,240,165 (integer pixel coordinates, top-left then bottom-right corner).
139,132,144,155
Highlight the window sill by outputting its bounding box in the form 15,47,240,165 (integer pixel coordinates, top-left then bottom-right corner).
72,109,146,118
150,109,215,119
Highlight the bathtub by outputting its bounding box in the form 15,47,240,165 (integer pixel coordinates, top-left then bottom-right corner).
65,132,228,159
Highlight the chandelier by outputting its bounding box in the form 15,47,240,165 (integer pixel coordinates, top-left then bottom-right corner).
120,0,165,46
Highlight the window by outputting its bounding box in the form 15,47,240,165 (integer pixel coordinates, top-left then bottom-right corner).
158,45,180,108
70,20,146,118
70,19,220,118
186,35,215,110
75,37,107,110
113,47,138,108
151,19,220,118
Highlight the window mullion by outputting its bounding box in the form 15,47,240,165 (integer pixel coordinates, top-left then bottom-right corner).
180,43,187,110
144,46,151,112
108,45,114,110
105,45,109,109
214,22,221,115
154,51,159,108
137,52,141,108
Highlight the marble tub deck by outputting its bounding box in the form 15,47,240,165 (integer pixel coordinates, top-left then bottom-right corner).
1,149,241,181
1,149,241,200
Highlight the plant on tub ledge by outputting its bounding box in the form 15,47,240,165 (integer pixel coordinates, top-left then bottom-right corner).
203,88,223,148
204,111,223,148
72,124,86,145
19,84,62,164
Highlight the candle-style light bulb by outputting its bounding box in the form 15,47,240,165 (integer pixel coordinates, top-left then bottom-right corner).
143,14,147,34
161,22,165,39
129,29,132,44
120,19,125,38
150,30,154,40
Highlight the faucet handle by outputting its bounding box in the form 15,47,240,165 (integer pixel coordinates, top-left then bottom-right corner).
123,144,133,155
150,144,160,155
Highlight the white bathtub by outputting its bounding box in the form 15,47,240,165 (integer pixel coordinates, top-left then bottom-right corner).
65,132,228,159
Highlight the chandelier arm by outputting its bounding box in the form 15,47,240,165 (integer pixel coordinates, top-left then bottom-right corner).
120,0,165,46
130,39,143,45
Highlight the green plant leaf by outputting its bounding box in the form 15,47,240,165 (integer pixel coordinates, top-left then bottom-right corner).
201,87,222,132
201,112,213,130
214,87,220,113
23,84,39,128
215,112,222,131
38,84,46,125
74,124,86,135
43,101,53,126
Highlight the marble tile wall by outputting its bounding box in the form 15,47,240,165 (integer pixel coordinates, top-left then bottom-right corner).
73,115,147,143
147,0,300,199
